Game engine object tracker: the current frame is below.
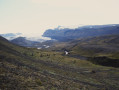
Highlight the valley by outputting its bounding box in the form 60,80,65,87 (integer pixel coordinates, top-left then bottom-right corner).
0,25,119,90
0,32,119,90
1,0,119,89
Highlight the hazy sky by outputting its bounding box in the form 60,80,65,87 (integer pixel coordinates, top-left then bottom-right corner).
0,0,119,36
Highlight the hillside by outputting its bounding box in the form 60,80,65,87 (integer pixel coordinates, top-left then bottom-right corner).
69,35,119,57
1,35,119,90
70,35,119,66
43,24,119,41
0,33,22,40
49,34,119,67
10,37,39,47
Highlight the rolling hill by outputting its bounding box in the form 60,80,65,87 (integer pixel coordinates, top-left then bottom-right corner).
10,37,39,47
1,35,119,90
69,35,119,57
0,33,22,40
49,34,119,67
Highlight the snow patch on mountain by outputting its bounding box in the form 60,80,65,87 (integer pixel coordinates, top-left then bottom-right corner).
0,33,22,40
54,25,85,30
0,33,51,42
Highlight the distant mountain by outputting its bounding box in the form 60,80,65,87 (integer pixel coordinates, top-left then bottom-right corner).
0,33,22,40
43,24,119,41
10,37,39,47
0,33,51,43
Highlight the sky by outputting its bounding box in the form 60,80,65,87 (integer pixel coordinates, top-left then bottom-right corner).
0,0,119,36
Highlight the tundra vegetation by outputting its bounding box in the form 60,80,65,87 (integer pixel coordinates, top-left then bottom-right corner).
0,35,119,90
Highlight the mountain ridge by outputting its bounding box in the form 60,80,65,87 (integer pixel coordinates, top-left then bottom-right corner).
43,24,119,41
10,37,41,47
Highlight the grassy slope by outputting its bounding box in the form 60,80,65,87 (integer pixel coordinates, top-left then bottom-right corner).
51,35,119,57
70,35,119,57
50,35,119,67
0,36,119,90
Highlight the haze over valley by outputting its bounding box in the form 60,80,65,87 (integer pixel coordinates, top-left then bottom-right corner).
0,0,119,90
